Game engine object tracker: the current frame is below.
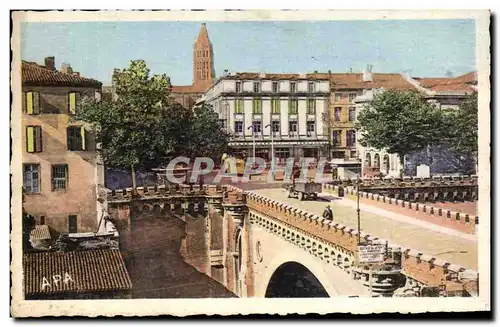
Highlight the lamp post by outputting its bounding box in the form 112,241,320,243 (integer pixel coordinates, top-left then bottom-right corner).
265,124,275,172
357,157,361,245
247,125,255,165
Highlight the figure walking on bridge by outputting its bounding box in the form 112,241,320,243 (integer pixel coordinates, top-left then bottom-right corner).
322,204,333,221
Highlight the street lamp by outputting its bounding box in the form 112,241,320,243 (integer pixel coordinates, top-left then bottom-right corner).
265,123,275,172
247,125,256,164
356,157,362,245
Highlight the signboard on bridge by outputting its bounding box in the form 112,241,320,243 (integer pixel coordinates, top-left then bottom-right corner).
358,244,385,263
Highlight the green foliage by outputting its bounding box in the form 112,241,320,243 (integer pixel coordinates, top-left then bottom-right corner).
355,90,445,164
445,92,478,157
75,60,228,171
180,103,229,159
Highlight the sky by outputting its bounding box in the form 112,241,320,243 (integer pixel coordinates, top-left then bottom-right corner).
20,19,476,86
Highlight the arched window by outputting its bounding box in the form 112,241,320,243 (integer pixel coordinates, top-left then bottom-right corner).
383,154,390,173
374,153,380,169
234,228,243,294
365,152,372,167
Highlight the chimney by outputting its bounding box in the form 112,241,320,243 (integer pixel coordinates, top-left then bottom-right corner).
60,63,73,74
44,56,55,70
363,64,373,82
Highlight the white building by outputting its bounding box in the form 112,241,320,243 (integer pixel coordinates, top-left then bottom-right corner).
354,88,404,178
202,72,330,162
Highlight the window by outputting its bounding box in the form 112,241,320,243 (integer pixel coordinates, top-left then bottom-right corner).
68,215,77,233
235,98,243,114
252,98,262,114
332,151,345,159
347,130,356,147
332,130,342,146
253,82,261,93
51,164,68,191
350,150,357,158
272,120,280,133
25,92,40,115
334,93,342,102
307,99,316,114
308,82,315,93
290,82,297,93
26,126,42,153
334,107,342,121
68,92,79,114
23,164,40,193
271,98,280,114
67,126,87,151
234,121,243,134
349,93,357,102
289,121,298,133
40,215,45,225
289,99,298,114
272,81,279,93
236,81,242,93
252,121,262,134
348,107,356,121
307,121,315,133
275,148,290,159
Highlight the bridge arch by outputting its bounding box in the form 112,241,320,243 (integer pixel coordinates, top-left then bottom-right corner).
257,250,340,297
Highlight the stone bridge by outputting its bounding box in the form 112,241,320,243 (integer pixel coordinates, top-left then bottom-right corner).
106,184,478,298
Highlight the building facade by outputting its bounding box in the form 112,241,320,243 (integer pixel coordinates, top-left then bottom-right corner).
170,23,216,109
202,73,330,161
327,67,417,161
22,57,104,234
354,72,477,177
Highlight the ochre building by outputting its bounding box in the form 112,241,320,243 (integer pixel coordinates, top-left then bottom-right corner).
21,57,104,234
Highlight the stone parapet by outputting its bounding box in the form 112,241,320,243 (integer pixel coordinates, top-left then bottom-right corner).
329,175,478,189
324,184,478,235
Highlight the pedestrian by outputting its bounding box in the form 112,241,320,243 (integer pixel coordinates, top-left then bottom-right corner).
322,204,333,221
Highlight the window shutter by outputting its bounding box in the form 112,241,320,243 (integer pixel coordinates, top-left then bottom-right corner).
80,126,86,150
33,92,40,114
26,127,34,152
34,126,42,152
69,92,76,114
67,127,72,150
26,92,33,114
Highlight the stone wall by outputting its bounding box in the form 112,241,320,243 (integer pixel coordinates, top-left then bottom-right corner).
404,144,476,176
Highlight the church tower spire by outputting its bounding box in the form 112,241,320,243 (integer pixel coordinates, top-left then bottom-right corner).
193,23,215,90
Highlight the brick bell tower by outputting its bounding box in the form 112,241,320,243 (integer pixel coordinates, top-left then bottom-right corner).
193,23,215,91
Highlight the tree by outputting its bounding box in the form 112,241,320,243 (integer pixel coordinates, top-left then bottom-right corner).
75,60,191,188
180,103,229,160
355,90,445,177
446,92,478,158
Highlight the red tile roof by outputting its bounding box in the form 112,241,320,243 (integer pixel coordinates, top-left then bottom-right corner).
22,61,102,88
23,249,132,296
170,84,206,94
329,73,415,90
416,72,477,93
